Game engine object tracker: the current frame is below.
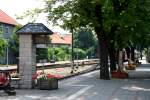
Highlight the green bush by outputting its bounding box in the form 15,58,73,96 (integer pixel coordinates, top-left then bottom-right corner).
36,48,48,62
86,47,95,58
48,46,71,61
73,48,86,59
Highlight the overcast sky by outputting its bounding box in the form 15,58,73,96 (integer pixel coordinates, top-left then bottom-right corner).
0,0,69,34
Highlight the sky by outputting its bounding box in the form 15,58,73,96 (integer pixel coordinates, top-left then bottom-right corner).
0,0,69,34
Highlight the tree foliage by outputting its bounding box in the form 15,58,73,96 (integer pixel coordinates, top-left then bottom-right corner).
17,0,150,79
10,25,22,57
0,28,7,57
16,8,43,23
73,28,97,58
48,46,70,61
73,48,86,59
131,0,150,48
0,39,7,57
74,28,97,49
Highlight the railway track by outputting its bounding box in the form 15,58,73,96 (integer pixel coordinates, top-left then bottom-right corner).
0,59,99,72
36,59,99,70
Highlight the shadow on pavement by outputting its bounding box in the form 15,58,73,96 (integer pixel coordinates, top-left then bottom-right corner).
128,62,150,79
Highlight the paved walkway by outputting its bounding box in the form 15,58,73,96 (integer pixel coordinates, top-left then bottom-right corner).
0,59,150,100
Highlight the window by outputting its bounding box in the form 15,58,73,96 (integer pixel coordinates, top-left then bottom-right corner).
0,25,3,34
5,27,9,33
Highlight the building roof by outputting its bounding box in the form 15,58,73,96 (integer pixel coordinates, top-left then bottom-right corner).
16,23,53,35
63,34,72,44
51,32,72,45
0,9,18,25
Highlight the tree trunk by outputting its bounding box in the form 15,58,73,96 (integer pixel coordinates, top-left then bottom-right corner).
131,47,135,61
109,43,117,72
107,24,118,72
94,3,110,79
108,37,117,72
118,50,123,71
125,47,131,60
111,50,129,79
98,34,110,80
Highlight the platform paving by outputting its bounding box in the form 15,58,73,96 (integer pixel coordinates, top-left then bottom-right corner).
0,59,150,100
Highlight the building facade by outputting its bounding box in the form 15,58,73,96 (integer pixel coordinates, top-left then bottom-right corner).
0,9,18,64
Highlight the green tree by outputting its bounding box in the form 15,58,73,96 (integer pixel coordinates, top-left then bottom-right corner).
73,48,86,59
44,0,139,79
17,0,150,79
10,25,22,58
74,28,96,50
16,8,43,23
44,0,111,79
106,0,136,70
86,47,95,58
48,48,54,61
36,48,49,62
0,27,7,58
74,28,97,58
48,46,71,61
0,39,7,57
132,0,150,62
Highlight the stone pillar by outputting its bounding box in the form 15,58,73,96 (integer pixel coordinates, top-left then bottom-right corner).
19,34,36,89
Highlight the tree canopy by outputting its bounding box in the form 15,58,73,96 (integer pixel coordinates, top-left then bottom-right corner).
0,28,7,57
74,28,97,49
10,25,22,58
0,39,7,57
17,0,150,79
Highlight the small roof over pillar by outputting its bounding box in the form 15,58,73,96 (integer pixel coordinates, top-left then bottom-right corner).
16,23,53,35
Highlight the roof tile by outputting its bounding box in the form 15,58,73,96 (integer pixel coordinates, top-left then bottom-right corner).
51,33,72,45
16,23,53,35
0,9,18,25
